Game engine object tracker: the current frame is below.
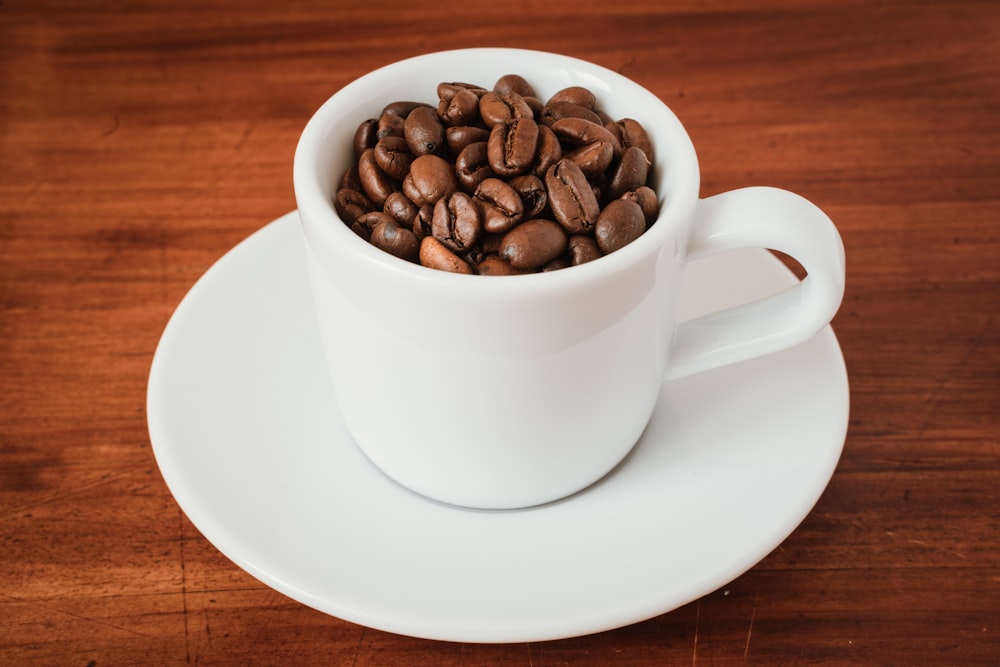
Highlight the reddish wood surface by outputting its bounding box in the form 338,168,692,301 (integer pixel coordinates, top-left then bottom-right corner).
2,1,997,664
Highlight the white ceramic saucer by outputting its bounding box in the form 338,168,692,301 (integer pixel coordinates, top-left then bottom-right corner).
146,211,849,644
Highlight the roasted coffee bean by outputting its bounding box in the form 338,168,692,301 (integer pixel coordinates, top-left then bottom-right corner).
540,100,603,127
533,124,562,177
552,118,622,158
499,219,568,270
407,154,457,205
351,211,395,241
376,113,405,139
493,74,536,99
383,191,419,227
565,141,615,179
358,148,395,206
612,118,654,164
338,165,362,192
507,174,547,218
446,125,491,155
419,236,473,274
608,146,651,199
454,141,493,192
621,185,659,225
404,106,445,156
412,203,434,239
382,100,432,118
545,159,600,233
373,136,414,181
437,81,488,101
353,118,378,156
334,187,374,224
568,234,603,265
370,217,420,262
479,92,534,128
595,199,646,254
541,256,571,272
488,117,539,177
474,178,524,234
438,88,481,126
432,192,482,252
476,255,524,276
549,86,597,109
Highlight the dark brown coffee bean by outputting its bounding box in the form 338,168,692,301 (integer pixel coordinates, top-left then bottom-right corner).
487,117,539,177
479,92,534,128
351,211,394,241
454,141,493,192
376,113,405,139
373,136,414,181
338,165,362,192
432,192,482,252
407,154,457,205
412,203,434,239
548,86,597,109
446,125,491,155
541,256,571,272
476,255,525,276
357,148,395,206
419,236,473,274
383,191,419,227
381,100,432,118
353,118,378,157
533,124,562,178
621,185,659,226
540,100,603,127
480,232,504,256
608,146,651,199
370,217,419,262
614,118,654,164
474,178,524,234
404,106,445,156
565,141,615,179
334,187,374,225
569,234,603,265
595,199,646,254
437,88,481,126
499,219,568,270
552,117,622,158
545,159,600,233
437,81,488,101
507,174,547,218
493,74,536,99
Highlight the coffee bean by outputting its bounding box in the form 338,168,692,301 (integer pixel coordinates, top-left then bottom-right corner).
548,86,597,110
376,113,405,140
552,117,622,159
545,159,600,233
476,255,524,276
438,88,481,126
488,117,539,177
381,100,433,118
507,174,547,218
499,219,568,270
407,154,457,205
373,136,414,181
334,187,374,224
419,236,473,274
370,217,420,262
358,148,395,206
446,125,491,155
613,118,654,164
474,178,524,234
404,106,445,156
608,145,651,199
437,81,488,101
454,141,493,192
493,74,536,99
595,199,646,254
432,192,482,252
383,191,419,227
540,100,603,127
568,234,603,265
351,211,394,241
621,185,659,225
353,118,377,156
479,92,534,128
533,124,563,178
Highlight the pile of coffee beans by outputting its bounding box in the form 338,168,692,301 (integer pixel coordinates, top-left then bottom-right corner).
333,74,658,275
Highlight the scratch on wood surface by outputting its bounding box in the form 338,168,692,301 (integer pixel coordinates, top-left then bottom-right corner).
0,592,152,638
348,626,367,667
692,599,701,666
178,507,191,665
526,642,534,666
743,607,756,663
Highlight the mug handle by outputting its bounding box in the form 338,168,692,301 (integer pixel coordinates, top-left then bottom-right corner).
664,186,846,381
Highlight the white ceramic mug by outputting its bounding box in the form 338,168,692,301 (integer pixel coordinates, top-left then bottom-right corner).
294,48,845,510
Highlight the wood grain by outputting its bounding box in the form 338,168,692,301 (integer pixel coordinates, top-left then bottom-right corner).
2,0,997,664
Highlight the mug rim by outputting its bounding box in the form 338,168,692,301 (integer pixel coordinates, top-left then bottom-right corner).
293,47,701,294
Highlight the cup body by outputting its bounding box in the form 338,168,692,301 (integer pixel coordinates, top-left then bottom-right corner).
295,49,702,509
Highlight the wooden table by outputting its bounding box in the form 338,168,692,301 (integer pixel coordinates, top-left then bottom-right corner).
2,1,997,664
